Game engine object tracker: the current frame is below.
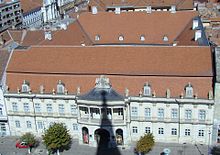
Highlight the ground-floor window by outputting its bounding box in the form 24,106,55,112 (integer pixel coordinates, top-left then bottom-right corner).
15,120,20,128
145,127,151,133
158,128,164,135
171,128,177,135
198,130,204,137
132,126,138,133
185,129,190,136
73,124,78,131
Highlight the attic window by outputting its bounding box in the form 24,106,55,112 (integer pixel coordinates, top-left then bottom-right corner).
185,83,193,98
163,35,169,42
118,35,124,41
143,82,151,96
95,35,100,41
57,80,65,94
21,80,30,93
140,35,145,41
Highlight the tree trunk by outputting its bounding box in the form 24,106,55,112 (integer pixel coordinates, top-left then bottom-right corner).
57,149,60,155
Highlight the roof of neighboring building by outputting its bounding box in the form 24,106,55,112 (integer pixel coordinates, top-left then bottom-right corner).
78,11,199,45
0,50,10,83
6,46,213,98
79,87,124,101
88,0,193,11
19,0,43,13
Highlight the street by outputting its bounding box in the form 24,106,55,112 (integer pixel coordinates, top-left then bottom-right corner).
0,136,210,155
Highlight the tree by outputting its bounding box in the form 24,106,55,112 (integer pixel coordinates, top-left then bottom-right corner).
20,132,37,153
42,123,72,155
136,133,155,155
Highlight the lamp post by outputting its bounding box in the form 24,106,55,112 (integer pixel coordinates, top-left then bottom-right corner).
208,130,211,155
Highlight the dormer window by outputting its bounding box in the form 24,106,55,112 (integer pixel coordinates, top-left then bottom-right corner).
185,83,193,98
143,82,151,96
140,35,145,41
95,35,100,41
118,35,124,41
163,35,169,42
57,80,65,94
21,80,30,93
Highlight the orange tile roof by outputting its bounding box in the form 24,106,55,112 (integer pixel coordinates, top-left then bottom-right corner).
8,46,212,76
78,11,198,45
20,0,43,13
6,45,213,98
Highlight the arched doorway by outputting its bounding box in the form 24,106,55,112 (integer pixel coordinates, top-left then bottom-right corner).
116,128,123,145
94,128,110,148
82,127,89,144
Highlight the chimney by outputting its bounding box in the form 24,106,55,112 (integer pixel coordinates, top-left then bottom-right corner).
170,5,176,13
195,30,202,41
146,6,152,14
115,7,121,14
91,6,98,14
192,19,199,30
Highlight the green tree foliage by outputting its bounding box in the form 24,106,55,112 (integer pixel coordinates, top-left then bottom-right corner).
42,123,72,154
136,133,155,154
20,132,37,147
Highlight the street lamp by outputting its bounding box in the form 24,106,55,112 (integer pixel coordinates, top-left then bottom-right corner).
208,130,211,155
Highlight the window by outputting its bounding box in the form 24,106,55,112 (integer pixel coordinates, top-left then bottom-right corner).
35,103,41,113
131,107,138,116
163,35,169,42
15,120,20,128
145,127,151,133
198,130,204,137
23,103,29,112
57,80,65,94
185,129,190,136
143,82,151,96
118,35,124,41
12,102,18,112
113,108,123,116
47,104,53,113
95,35,100,41
58,104,65,114
140,35,145,41
0,107,3,116
171,109,178,119
199,110,206,120
158,128,164,134
37,121,43,129
26,121,32,128
185,109,192,120
132,126,138,133
21,80,30,93
70,105,77,115
73,124,78,131
158,108,164,119
144,108,151,118
171,128,177,135
185,83,193,98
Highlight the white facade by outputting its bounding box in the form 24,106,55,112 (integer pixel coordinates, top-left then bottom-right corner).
3,76,214,147
22,8,42,28
0,87,10,136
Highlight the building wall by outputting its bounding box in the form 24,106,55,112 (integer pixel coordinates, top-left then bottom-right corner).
4,92,214,146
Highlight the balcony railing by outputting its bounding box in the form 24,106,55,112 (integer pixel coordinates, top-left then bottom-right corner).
78,117,125,125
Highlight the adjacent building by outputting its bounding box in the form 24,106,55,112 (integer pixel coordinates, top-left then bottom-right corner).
0,0,22,32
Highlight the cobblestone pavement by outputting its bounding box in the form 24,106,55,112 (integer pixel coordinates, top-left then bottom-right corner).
0,136,209,155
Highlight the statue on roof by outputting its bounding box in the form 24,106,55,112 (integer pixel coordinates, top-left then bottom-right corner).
95,75,111,89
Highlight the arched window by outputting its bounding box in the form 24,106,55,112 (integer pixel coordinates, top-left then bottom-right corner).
57,80,65,94
185,83,193,98
143,82,151,96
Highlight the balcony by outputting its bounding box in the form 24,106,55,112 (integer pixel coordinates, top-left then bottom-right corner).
78,117,125,125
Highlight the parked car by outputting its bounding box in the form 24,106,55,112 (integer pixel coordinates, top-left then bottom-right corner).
15,141,31,148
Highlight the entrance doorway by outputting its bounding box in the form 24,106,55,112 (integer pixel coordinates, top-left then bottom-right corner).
116,129,123,145
82,127,89,144
94,128,110,148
